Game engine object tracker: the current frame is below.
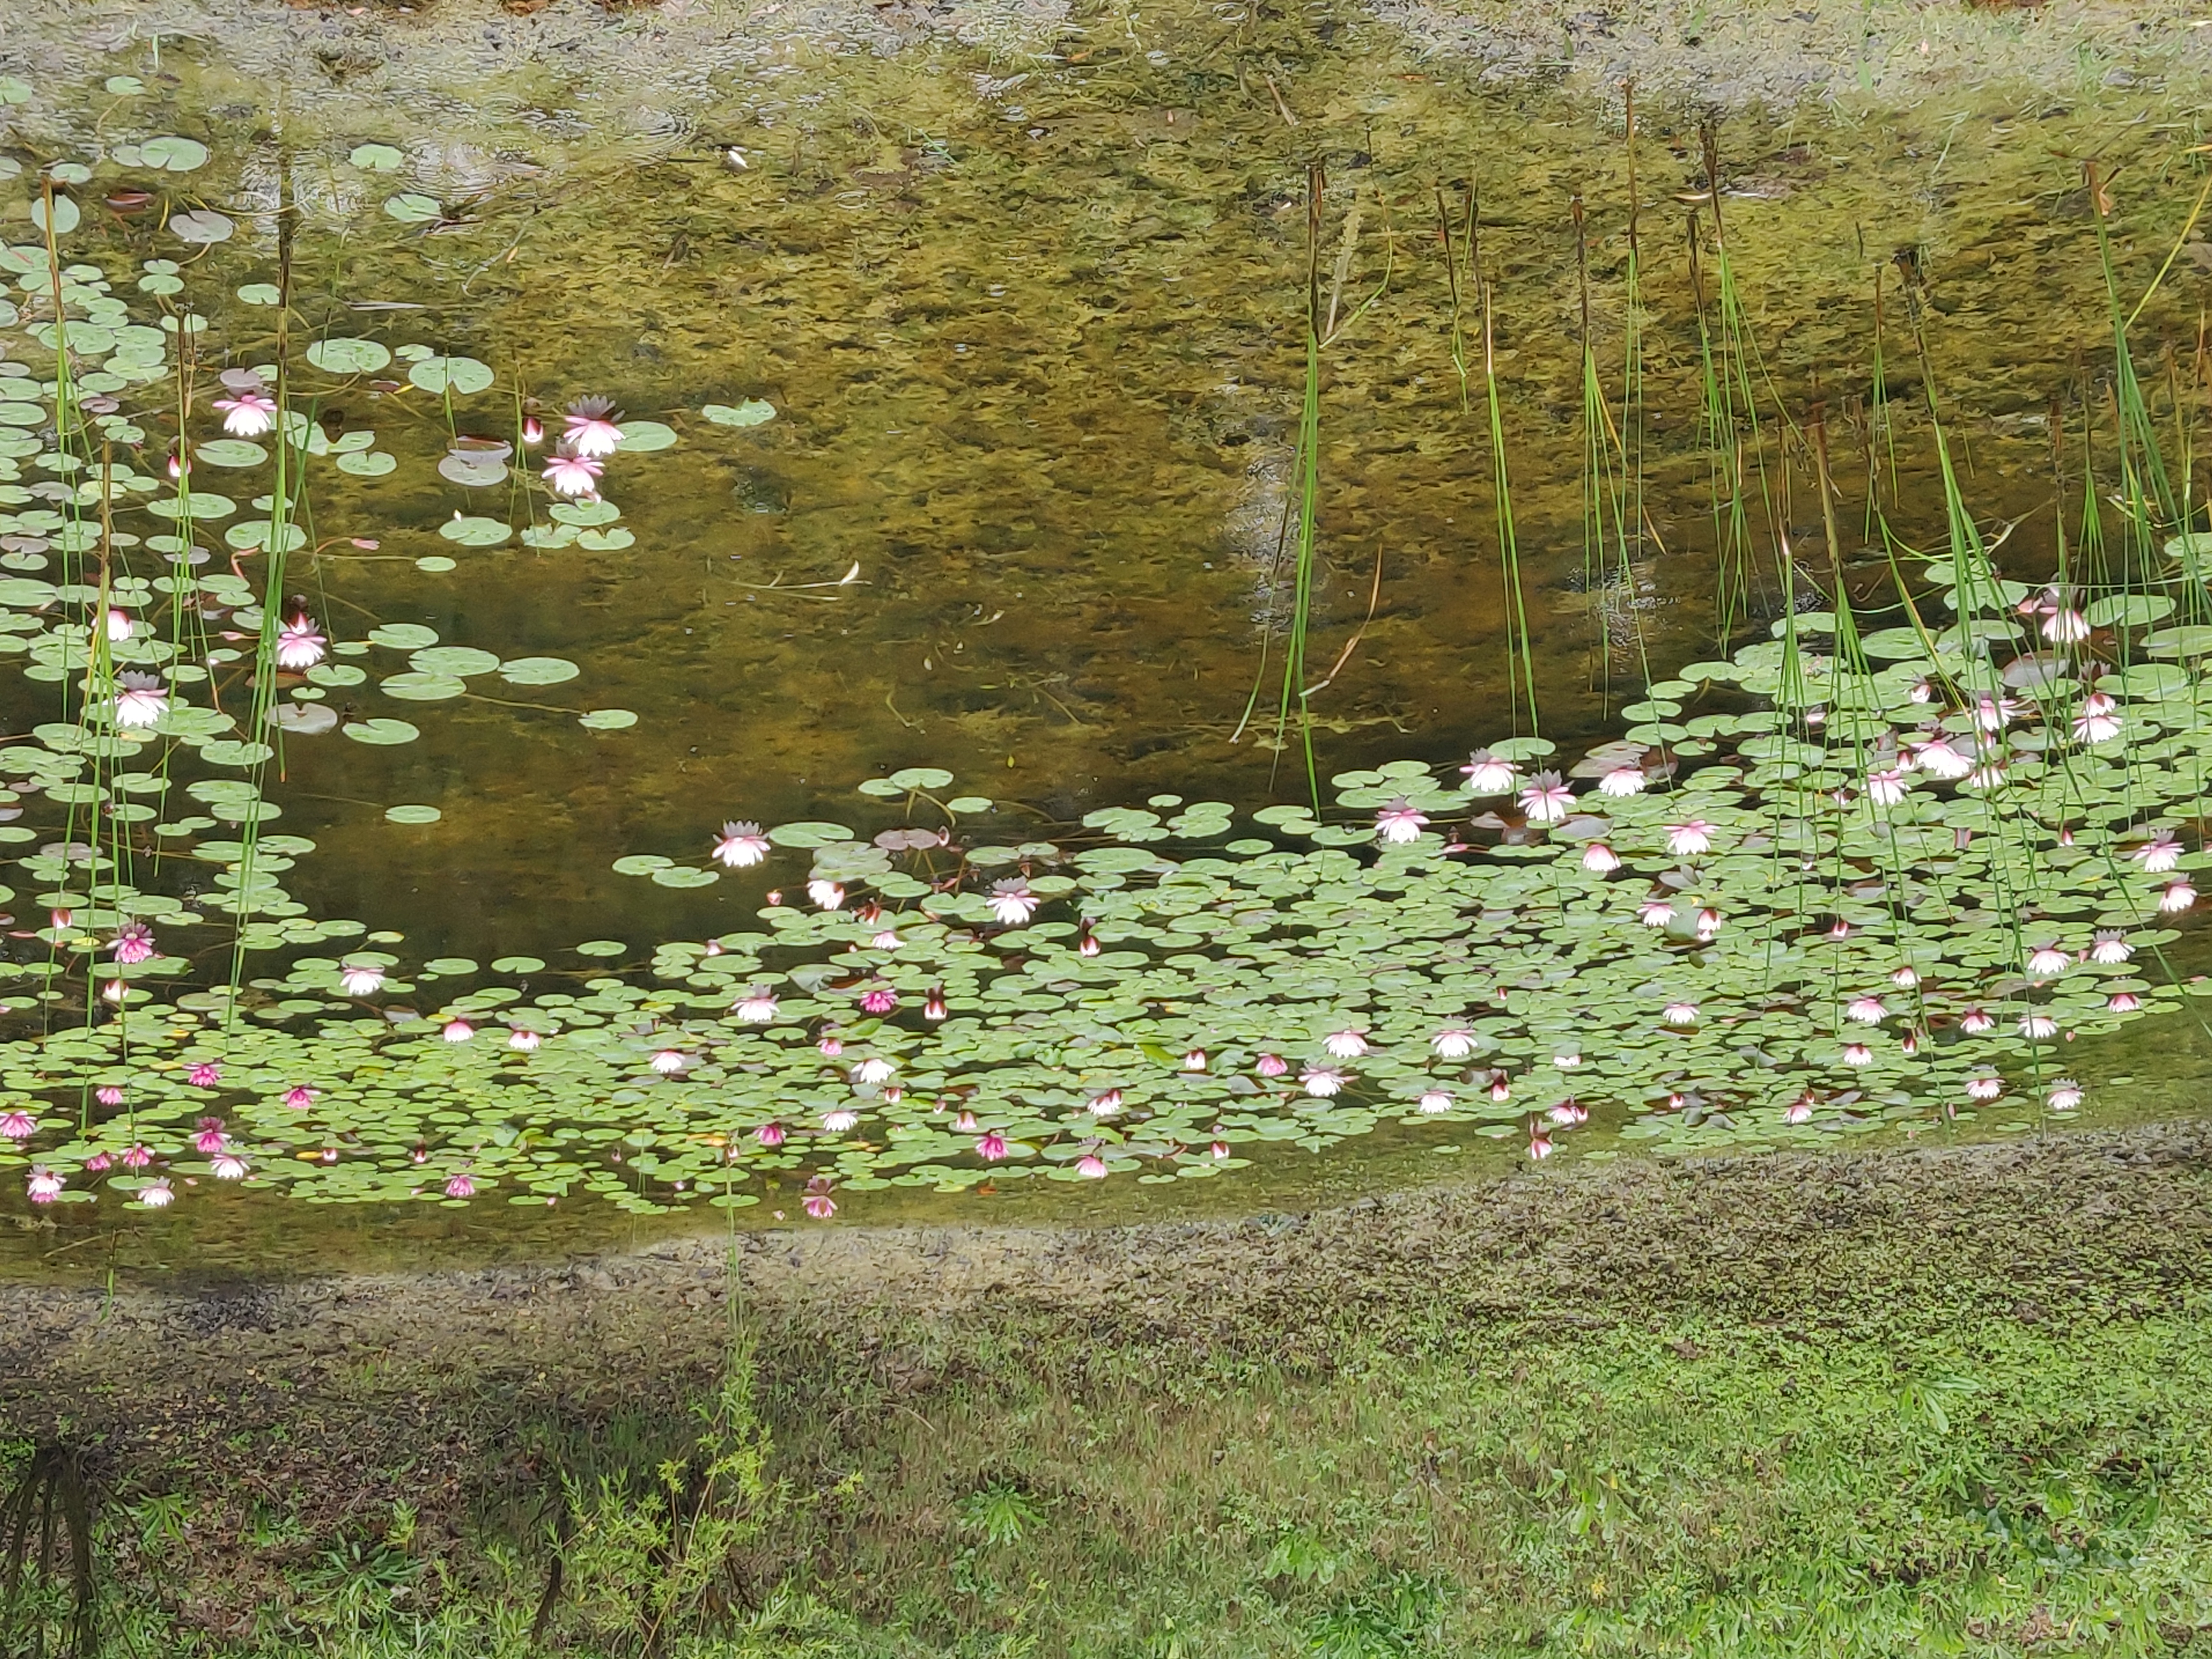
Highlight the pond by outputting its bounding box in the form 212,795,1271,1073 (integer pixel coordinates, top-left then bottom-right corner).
3,0,2212,1266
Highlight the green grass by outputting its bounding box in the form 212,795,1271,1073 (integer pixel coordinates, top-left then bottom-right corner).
11,1255,2212,1654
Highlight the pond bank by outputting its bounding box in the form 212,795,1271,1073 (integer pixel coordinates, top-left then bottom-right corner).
2,1119,2209,1652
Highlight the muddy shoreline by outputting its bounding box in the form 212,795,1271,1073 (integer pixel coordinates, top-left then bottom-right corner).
7,1117,2206,1433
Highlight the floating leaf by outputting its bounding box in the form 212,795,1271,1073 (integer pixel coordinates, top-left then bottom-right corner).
499,656,579,685
336,450,396,477
236,283,283,307
577,709,638,731
411,646,502,677
30,197,80,236
385,805,443,824
349,143,405,170
342,718,421,745
438,516,510,547
194,439,266,468
368,624,440,649
140,136,210,172
702,400,777,427
380,672,467,701
652,866,719,889
307,337,392,374
168,209,234,244
576,939,627,958
407,356,494,396
383,193,443,224
615,420,678,452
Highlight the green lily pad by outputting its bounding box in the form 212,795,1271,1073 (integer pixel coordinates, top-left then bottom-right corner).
385,805,443,824
499,656,579,685
408,356,494,396
438,516,510,547
702,400,777,427
342,718,420,745
141,136,210,172
307,337,393,374
578,709,637,731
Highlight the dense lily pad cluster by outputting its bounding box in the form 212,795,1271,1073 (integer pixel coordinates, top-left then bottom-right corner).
0,574,2204,1216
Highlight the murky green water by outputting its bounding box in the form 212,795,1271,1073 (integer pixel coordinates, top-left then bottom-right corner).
2,7,2212,1264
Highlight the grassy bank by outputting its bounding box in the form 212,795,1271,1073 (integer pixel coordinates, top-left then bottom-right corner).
6,1127,2212,1655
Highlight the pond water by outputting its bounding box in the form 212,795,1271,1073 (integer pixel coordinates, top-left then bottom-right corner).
2,3,2212,1263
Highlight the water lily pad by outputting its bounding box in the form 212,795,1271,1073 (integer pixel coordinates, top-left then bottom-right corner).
615,420,678,452
30,197,80,236
702,400,777,427
336,450,397,477
140,136,210,173
307,337,392,374
410,647,501,677
577,709,637,731
342,718,420,745
437,454,508,488
194,440,266,468
438,516,510,547
613,855,672,876
383,193,443,224
499,656,579,685
368,624,440,649
408,356,494,396
168,210,234,244
384,805,443,824
236,283,283,307
380,673,467,701
576,939,627,958
652,867,719,889
275,704,338,735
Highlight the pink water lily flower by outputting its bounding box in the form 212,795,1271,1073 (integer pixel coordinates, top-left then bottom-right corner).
94,1084,123,1107
188,1062,221,1087
2027,943,2069,977
1431,1027,1476,1060
2018,1013,2058,1039
853,1057,895,1084
1866,769,1908,807
1598,765,1647,797
1323,1029,1369,1059
283,1086,314,1109
1662,1002,1698,1026
1460,750,1517,794
211,1152,249,1180
121,1143,152,1169
1518,771,1574,824
821,1108,860,1132
1374,798,1429,844
803,1187,838,1219
193,1118,227,1154
713,821,770,867
1582,842,1620,874
1527,1129,1553,1161
340,965,385,996
756,1122,786,1148
1891,965,1919,989
2133,834,2182,874
860,986,898,1015
734,990,778,1023
445,1173,475,1199
807,878,845,911
139,1178,175,1208
542,445,603,498
651,1049,686,1075
26,1166,61,1203
1841,1043,1874,1067
1089,1089,1123,1118
443,1019,475,1042
977,1131,1008,1160
986,879,1038,925
2161,880,2197,914
1637,897,1674,928
2108,991,2141,1012
1665,819,1714,858
2047,1080,2083,1111
1299,1065,1346,1098
1255,1054,1287,1078
1418,1090,1452,1114
1785,1094,1815,1124
1960,1008,1995,1034
111,672,169,729
214,390,277,437
1845,996,1887,1025
110,922,156,965
509,1027,543,1050
276,613,327,670
2072,692,2121,745
1076,1153,1109,1179
1966,1075,2003,1102
564,396,625,459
